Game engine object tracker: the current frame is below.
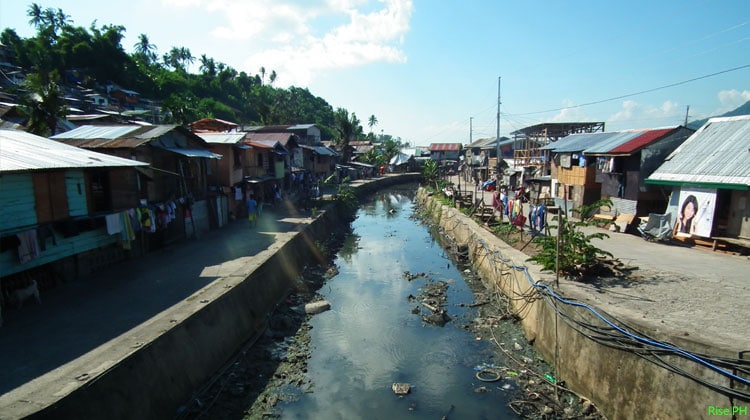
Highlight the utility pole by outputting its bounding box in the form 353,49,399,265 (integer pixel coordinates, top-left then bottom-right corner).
470,117,473,144
496,76,502,177
684,105,690,127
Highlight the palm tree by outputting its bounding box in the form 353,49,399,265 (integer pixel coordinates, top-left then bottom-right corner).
199,54,216,77
134,33,157,64
22,71,67,136
27,3,44,28
269,70,277,85
368,114,378,134
163,46,194,71
334,108,362,163
259,66,266,84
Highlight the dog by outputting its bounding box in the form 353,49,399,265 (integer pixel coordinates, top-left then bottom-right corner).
7,279,42,310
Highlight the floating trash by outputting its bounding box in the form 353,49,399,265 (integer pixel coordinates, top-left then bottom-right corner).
392,383,411,395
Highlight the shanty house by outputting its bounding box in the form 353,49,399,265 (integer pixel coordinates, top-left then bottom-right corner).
541,127,693,217
299,144,338,180
51,125,221,244
646,115,750,243
195,132,248,226
243,132,291,202
429,143,462,162
0,129,148,291
583,126,694,216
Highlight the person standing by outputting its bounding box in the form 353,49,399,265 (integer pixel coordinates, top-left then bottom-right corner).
247,194,258,227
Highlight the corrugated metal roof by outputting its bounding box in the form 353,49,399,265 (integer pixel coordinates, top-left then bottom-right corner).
581,131,642,154
429,143,462,151
51,125,142,140
244,132,292,143
466,137,513,149
288,123,315,130
300,145,338,156
542,128,682,155
136,124,180,139
195,132,246,144
606,128,677,154
51,124,208,149
541,132,618,152
647,115,750,187
0,129,149,173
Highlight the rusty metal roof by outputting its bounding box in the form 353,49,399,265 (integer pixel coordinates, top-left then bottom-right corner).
1,129,149,173
647,115,750,188
429,143,462,152
542,127,688,156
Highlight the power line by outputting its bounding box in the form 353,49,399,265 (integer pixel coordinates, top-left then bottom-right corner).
508,63,750,117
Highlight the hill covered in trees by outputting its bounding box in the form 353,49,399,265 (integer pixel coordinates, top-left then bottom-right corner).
0,3,357,141
688,100,750,130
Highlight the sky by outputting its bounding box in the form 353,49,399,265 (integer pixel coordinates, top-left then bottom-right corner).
1,0,749,146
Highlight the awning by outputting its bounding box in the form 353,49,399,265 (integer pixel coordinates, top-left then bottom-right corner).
156,146,222,159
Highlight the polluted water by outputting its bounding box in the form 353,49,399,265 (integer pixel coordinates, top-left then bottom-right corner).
278,185,522,419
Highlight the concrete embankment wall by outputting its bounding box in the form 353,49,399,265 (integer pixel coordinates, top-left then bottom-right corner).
13,174,420,420
417,190,739,420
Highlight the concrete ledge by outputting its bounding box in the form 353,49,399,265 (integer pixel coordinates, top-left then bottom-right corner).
417,189,743,419
2,174,422,420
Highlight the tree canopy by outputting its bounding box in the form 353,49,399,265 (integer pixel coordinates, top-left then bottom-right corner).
2,2,410,148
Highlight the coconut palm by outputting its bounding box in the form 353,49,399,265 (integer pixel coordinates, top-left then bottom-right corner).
368,114,378,134
27,3,44,28
269,70,277,85
22,71,67,136
334,108,363,163
134,33,158,64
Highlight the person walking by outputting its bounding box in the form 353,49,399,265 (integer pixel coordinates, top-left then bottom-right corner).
247,194,258,227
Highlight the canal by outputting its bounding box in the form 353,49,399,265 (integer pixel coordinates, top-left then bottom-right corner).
279,184,520,419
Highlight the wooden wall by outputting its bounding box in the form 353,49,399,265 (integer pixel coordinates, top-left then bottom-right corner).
0,173,37,232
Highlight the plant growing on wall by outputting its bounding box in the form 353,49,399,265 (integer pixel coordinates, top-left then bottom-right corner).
422,159,439,189
527,199,613,278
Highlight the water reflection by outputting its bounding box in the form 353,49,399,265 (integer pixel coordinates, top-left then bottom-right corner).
281,185,518,419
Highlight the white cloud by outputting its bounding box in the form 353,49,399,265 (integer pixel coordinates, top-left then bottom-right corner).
715,89,750,113
609,100,639,122
549,99,590,122
606,99,684,129
166,0,413,86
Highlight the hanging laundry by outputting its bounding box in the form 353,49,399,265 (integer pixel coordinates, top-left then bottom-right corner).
17,229,39,263
106,213,122,235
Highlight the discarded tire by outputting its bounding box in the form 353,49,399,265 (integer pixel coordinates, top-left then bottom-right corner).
475,369,501,382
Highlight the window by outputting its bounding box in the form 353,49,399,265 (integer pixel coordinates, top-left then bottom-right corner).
33,171,69,223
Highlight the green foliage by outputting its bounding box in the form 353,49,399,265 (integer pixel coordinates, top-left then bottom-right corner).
492,222,518,241
527,199,613,278
423,160,438,184
334,108,363,163
334,179,359,213
20,70,67,136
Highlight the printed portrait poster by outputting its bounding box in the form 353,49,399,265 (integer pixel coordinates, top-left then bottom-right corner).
673,187,717,238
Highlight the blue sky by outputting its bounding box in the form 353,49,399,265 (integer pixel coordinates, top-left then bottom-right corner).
1,0,749,146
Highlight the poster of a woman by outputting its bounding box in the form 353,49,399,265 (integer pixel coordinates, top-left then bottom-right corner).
672,188,716,238
676,194,698,235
